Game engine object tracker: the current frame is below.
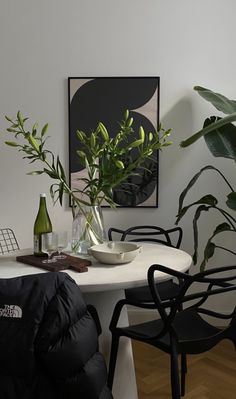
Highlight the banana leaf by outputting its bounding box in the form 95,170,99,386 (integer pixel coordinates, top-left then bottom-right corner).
200,222,232,271
194,86,236,115
180,113,236,148
176,195,217,225
177,165,221,217
192,204,212,264
180,86,236,148
226,192,236,211
203,116,236,160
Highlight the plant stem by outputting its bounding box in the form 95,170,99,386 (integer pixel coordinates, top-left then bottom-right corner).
215,206,236,229
214,245,236,256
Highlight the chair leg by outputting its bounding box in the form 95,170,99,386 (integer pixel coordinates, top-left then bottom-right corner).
107,335,120,390
180,353,187,396
170,339,181,399
232,337,236,350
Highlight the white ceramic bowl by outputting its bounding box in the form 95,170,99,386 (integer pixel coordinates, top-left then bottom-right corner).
88,241,142,264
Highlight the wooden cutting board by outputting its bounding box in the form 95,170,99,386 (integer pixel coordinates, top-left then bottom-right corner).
16,253,91,273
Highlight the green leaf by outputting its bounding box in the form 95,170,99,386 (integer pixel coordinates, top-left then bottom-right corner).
180,112,236,148
213,222,231,235
200,242,216,272
28,134,40,152
98,122,109,141
5,115,13,122
148,132,153,141
176,195,217,225
192,205,211,264
17,111,24,126
127,117,133,127
177,166,219,217
41,123,49,137
56,156,66,180
32,123,38,136
49,183,58,203
124,109,129,121
76,130,85,141
77,150,86,158
200,222,231,271
6,128,17,133
58,182,64,205
5,141,20,147
194,86,236,114
115,160,125,169
129,139,144,148
226,192,236,211
26,171,44,175
43,168,58,179
203,116,236,160
90,132,96,148
139,126,145,142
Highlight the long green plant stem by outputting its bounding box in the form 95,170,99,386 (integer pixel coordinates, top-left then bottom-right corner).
3,111,172,230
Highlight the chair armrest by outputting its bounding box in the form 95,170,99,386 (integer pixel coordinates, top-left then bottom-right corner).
148,264,191,282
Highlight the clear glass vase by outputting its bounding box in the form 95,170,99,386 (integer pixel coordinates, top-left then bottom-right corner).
71,205,106,254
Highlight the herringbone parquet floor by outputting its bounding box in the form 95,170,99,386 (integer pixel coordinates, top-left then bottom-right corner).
132,340,236,399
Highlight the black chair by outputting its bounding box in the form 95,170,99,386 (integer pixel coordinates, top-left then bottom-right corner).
108,225,183,302
108,264,236,398
0,228,19,254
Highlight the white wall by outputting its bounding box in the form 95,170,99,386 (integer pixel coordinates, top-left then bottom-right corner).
0,1,235,295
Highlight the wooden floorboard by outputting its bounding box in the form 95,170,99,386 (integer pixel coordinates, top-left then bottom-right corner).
132,340,236,399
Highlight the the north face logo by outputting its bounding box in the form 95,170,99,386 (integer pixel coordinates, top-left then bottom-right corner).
0,305,22,318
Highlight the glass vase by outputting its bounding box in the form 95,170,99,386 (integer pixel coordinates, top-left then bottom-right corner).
71,205,106,255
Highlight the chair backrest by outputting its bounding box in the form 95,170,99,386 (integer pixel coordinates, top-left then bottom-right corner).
108,225,183,248
0,228,19,254
147,264,236,340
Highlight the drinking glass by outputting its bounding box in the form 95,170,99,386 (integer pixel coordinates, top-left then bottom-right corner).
41,232,58,263
54,231,68,259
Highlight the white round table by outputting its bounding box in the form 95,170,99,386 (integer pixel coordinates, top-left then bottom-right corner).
0,243,192,399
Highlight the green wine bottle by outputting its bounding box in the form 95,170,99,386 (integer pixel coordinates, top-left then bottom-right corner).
33,193,52,256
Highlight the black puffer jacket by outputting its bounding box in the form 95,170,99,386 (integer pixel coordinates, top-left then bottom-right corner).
0,272,113,399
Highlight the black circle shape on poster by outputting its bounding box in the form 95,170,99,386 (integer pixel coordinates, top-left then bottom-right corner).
69,77,159,206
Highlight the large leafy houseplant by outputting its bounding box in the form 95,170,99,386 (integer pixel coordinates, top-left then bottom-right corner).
176,86,236,270
3,110,172,250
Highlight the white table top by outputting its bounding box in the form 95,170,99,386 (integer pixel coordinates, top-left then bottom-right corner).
0,244,192,293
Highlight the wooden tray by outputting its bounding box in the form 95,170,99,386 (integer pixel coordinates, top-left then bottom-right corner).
16,253,91,273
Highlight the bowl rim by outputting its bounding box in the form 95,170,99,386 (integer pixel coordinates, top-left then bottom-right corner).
89,241,141,254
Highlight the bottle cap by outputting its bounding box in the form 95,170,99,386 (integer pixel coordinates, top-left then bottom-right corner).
40,193,46,197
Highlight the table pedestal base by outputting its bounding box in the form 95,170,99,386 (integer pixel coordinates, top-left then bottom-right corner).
84,289,138,399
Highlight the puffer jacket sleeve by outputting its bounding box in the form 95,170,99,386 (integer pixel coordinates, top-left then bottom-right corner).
35,273,113,399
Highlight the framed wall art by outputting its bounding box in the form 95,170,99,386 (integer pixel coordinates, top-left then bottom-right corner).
68,77,160,207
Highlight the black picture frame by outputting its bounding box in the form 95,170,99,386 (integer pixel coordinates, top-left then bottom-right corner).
68,77,160,208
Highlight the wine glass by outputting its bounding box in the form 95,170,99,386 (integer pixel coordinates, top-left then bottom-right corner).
54,231,68,260
41,232,58,263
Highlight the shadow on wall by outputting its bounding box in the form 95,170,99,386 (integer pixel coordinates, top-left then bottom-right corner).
103,96,197,233
161,96,196,175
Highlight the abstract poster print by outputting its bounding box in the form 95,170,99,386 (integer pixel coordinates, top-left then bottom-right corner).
68,77,160,207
